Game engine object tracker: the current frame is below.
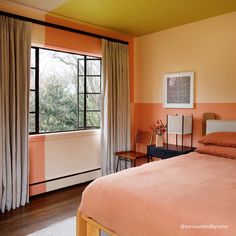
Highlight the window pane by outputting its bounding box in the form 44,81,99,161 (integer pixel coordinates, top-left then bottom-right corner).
78,76,84,93
86,112,100,127
29,113,35,133
31,48,35,68
78,111,84,127
30,69,35,90
78,59,84,75
30,47,101,134
87,76,100,93
79,94,84,110
30,91,35,112
39,49,79,132
87,60,100,75
86,94,100,110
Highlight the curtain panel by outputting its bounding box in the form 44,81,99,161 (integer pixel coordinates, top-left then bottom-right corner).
101,39,130,175
0,16,31,212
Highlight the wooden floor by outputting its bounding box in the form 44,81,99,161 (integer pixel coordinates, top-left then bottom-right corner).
0,159,154,236
0,182,89,236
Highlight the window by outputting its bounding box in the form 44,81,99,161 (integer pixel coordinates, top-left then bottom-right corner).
30,47,101,134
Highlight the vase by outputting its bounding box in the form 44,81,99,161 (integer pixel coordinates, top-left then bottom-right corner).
155,134,163,147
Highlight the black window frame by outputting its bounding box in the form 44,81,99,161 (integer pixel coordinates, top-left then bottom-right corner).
29,46,101,135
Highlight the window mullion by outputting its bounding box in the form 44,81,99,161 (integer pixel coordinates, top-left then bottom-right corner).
84,56,87,129
35,48,39,134
77,59,80,129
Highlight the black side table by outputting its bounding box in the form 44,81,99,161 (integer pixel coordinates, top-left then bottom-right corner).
147,144,196,160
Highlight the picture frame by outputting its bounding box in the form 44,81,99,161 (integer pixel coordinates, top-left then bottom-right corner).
163,71,194,108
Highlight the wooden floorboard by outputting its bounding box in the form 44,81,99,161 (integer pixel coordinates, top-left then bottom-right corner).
0,182,89,236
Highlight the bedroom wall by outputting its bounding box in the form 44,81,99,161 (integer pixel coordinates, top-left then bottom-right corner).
134,11,236,146
0,1,134,196
29,131,101,196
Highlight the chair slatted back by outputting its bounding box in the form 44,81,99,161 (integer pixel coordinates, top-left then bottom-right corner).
135,130,153,153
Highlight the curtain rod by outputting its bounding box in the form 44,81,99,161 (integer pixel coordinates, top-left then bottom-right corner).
0,10,129,45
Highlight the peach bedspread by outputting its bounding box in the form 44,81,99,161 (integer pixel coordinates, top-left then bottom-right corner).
80,152,236,236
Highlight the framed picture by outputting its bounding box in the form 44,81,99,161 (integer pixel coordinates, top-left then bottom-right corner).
163,71,194,108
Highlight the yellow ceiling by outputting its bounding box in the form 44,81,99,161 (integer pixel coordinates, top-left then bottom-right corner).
8,0,236,36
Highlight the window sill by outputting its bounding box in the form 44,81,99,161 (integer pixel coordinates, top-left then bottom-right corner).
29,129,101,142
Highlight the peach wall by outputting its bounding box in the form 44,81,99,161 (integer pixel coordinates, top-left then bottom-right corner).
134,12,236,145
29,131,101,196
44,130,101,192
134,11,236,104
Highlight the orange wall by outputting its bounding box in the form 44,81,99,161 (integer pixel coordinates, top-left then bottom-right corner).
29,136,46,195
134,11,236,145
45,15,102,56
134,103,236,147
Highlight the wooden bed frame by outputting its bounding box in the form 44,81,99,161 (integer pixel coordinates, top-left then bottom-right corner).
77,210,117,236
76,119,236,236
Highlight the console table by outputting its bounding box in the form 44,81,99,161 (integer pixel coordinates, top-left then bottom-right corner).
147,144,196,160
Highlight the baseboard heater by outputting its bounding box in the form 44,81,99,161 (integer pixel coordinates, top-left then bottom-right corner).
30,168,101,186
29,168,101,194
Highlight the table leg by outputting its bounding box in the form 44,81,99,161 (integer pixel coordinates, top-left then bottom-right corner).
116,158,120,172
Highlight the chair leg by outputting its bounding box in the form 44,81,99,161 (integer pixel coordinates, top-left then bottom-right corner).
133,159,136,167
116,158,120,172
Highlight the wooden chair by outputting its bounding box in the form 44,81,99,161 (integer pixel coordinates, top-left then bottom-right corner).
115,130,153,172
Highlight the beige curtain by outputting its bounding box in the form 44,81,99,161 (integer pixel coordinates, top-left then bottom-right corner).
101,39,130,175
0,16,31,212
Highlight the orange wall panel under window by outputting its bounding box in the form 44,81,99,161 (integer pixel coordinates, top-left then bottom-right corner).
29,135,46,196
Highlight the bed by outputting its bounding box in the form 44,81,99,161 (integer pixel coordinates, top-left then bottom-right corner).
77,120,236,236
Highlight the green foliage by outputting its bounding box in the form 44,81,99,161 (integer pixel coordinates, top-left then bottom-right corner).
39,75,78,132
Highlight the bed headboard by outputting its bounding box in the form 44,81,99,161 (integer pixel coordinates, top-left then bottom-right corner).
206,120,236,134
